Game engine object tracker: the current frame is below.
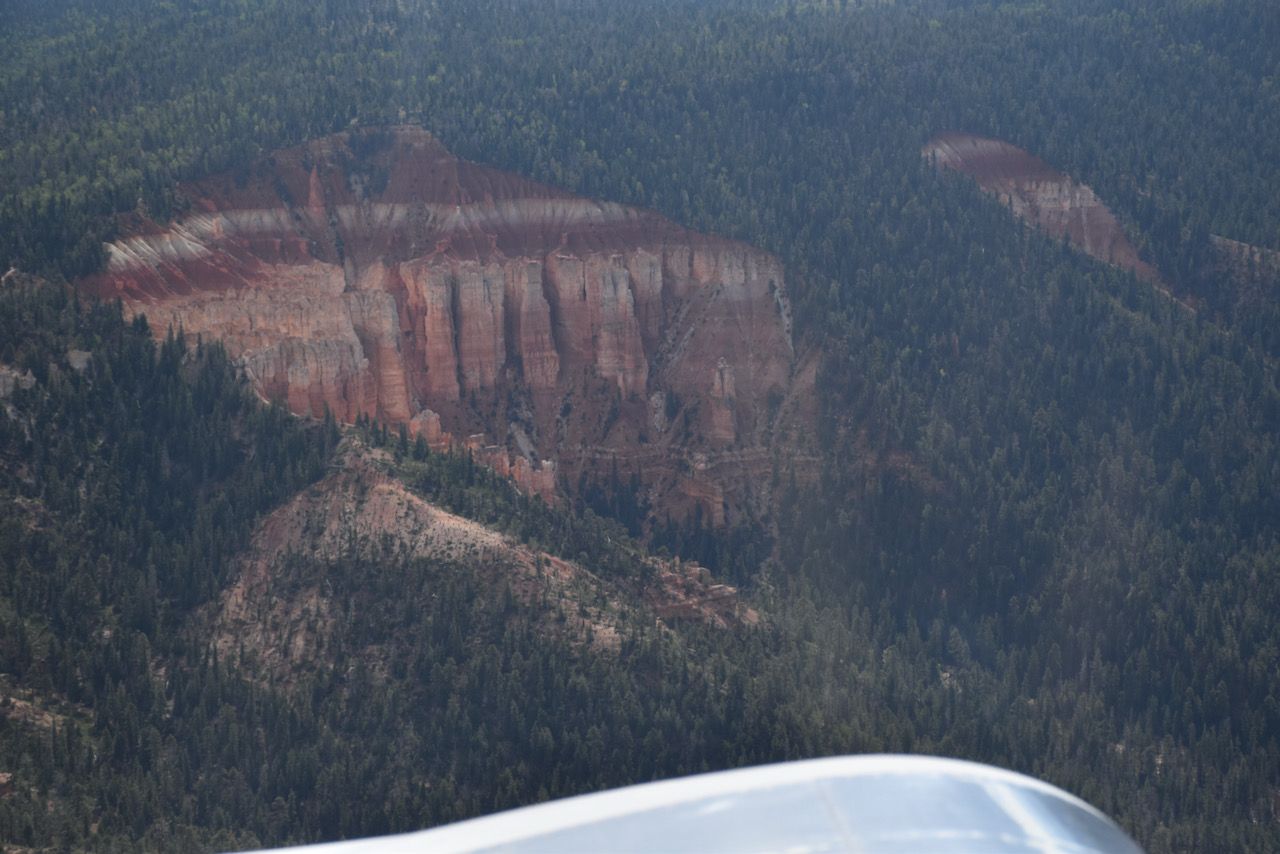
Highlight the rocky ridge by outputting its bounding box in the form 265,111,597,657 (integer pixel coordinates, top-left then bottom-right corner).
213,442,756,685
83,127,801,524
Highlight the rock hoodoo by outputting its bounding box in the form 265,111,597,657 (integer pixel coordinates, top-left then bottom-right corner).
82,127,799,523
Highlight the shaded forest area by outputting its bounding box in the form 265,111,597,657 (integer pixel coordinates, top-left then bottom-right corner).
1,0,1279,851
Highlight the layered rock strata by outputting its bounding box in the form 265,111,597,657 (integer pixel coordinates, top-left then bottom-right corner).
82,127,798,523
923,133,1163,286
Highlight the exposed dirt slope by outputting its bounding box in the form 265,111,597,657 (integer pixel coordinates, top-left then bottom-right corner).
82,127,807,524
211,442,755,686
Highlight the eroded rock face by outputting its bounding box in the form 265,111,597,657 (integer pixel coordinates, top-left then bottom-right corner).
923,133,1163,286
82,127,799,523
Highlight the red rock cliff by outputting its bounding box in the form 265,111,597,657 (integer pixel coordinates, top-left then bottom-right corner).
923,133,1163,286
82,127,799,523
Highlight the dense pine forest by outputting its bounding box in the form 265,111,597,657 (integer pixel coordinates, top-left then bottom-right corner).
2,0,1279,851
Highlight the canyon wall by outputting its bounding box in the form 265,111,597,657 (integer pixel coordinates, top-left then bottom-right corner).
82,127,800,524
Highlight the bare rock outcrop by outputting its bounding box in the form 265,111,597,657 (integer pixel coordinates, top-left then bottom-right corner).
923,133,1163,286
82,127,802,524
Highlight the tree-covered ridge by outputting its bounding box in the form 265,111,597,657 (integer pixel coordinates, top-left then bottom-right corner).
0,277,331,848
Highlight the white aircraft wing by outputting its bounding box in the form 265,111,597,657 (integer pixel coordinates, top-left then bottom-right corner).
247,754,1144,853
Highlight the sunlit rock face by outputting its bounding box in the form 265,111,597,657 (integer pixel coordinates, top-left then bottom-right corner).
924,133,1163,286
82,127,800,523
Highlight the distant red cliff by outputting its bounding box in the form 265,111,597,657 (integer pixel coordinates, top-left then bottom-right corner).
924,133,1163,286
82,127,805,524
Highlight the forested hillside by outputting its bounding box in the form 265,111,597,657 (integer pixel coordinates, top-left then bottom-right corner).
2,1,1279,851
0,279,821,849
